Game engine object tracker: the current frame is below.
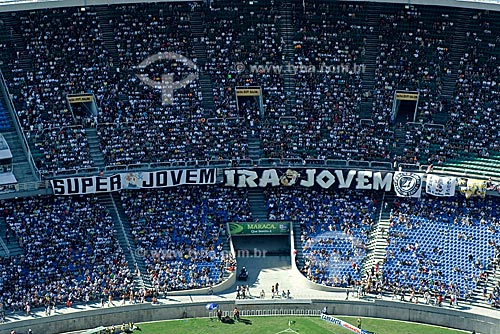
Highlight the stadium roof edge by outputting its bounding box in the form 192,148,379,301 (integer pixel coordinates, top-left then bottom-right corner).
0,0,199,13
341,0,500,11
0,0,500,12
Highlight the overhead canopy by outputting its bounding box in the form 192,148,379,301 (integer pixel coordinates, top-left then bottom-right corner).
0,172,16,185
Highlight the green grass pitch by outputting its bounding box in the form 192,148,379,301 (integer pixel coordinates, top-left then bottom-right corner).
134,315,470,334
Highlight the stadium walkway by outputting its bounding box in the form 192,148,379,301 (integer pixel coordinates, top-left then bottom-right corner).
3,255,499,331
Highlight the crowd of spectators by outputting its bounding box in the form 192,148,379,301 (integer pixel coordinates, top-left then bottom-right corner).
266,188,376,286
392,9,500,165
447,10,500,158
260,3,393,161
381,195,500,301
372,5,455,167
374,6,453,125
95,3,207,166
6,8,108,172
1,2,500,171
0,196,134,311
204,0,285,119
33,126,93,172
398,123,451,166
1,2,500,323
120,186,250,292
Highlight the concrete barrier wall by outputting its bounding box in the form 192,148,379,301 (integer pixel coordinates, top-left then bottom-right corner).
167,270,236,296
2,298,499,334
319,299,500,334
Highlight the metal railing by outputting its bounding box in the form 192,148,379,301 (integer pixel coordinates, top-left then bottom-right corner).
424,123,446,131
34,158,416,180
38,124,84,135
0,236,9,257
209,308,321,318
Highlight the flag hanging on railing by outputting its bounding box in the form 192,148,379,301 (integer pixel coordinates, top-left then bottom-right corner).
426,174,456,197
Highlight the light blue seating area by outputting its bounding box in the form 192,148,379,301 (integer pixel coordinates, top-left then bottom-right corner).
266,188,376,287
0,98,9,131
120,187,251,292
384,195,500,298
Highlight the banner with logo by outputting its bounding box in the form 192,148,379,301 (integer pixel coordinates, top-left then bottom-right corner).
320,314,373,334
228,222,290,235
458,177,487,199
223,168,393,191
426,174,456,197
51,168,216,195
393,172,423,198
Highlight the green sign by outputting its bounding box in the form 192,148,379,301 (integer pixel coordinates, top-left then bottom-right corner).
229,222,290,235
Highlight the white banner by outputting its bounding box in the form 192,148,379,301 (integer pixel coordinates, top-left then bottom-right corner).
393,172,423,198
426,174,456,197
223,168,393,191
51,169,216,195
320,314,372,334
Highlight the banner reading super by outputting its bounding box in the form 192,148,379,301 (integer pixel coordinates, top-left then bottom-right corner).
51,168,216,195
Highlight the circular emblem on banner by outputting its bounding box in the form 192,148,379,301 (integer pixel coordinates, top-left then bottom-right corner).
279,169,300,186
394,172,422,197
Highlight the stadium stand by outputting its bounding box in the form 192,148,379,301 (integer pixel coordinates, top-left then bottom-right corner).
0,2,499,325
203,0,286,119
95,3,207,166
0,1,498,173
260,3,394,161
120,186,251,292
0,195,134,311
445,10,500,161
266,188,377,286
392,8,500,168
383,194,500,303
3,7,102,173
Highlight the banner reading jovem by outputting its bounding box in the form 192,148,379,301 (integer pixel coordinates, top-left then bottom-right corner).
223,168,394,191
49,166,475,199
50,168,216,195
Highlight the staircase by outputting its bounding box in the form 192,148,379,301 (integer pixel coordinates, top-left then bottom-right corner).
99,192,151,290
292,221,304,269
439,8,472,101
279,0,296,115
191,6,215,116
393,126,406,158
95,7,121,67
0,12,33,82
0,216,24,257
95,6,126,103
247,133,263,161
2,131,37,183
247,188,268,221
471,260,500,307
85,128,106,169
359,3,384,120
363,193,392,278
